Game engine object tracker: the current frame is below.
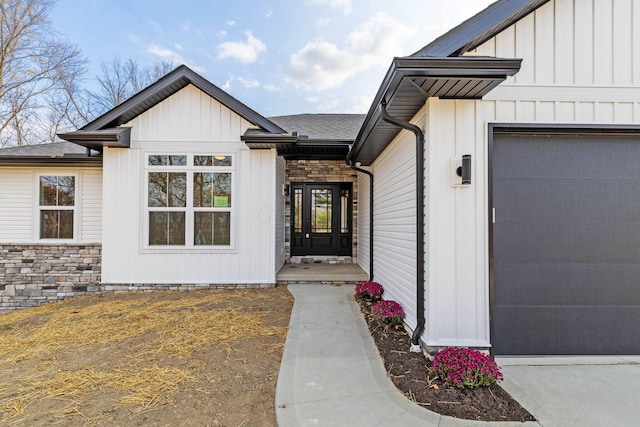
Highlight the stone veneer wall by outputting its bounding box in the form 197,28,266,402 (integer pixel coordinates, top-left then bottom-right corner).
285,159,358,263
0,244,273,312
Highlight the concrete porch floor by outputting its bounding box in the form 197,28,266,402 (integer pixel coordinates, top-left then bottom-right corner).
276,263,369,284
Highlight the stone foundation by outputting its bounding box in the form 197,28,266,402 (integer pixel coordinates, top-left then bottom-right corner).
0,244,274,313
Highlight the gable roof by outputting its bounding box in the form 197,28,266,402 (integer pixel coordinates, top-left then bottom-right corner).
58,65,286,151
82,65,285,134
413,0,550,57
347,0,548,165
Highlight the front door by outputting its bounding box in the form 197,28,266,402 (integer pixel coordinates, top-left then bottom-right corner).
291,183,352,256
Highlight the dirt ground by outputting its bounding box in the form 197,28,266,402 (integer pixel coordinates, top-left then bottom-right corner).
0,286,293,426
357,298,536,422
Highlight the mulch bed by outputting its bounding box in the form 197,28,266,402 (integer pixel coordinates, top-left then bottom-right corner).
357,298,536,422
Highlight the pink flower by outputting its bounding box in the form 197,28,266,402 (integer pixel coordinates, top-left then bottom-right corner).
355,281,384,302
371,300,405,326
432,347,503,388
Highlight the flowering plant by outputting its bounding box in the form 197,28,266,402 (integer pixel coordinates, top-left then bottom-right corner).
371,300,405,326
432,347,503,388
355,281,384,302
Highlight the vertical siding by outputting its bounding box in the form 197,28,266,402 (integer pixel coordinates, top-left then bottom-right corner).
420,0,640,348
275,156,286,270
127,85,254,142
101,83,278,284
369,107,425,330
0,168,34,242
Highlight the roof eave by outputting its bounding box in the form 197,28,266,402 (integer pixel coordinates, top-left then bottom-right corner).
57,127,131,150
347,56,521,165
0,156,102,167
413,0,551,57
81,65,286,134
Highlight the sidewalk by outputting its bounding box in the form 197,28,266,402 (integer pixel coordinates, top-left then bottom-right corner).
275,284,535,427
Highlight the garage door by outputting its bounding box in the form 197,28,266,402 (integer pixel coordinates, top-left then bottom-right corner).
492,129,640,355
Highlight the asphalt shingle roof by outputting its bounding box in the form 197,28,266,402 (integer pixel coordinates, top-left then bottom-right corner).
246,114,366,141
0,141,88,157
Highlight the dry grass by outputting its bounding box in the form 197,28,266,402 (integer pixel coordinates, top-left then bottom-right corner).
0,289,292,425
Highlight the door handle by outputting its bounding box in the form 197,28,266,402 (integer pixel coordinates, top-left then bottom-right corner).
305,233,310,238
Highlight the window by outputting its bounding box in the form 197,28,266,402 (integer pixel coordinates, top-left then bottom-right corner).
146,154,233,248
39,175,75,239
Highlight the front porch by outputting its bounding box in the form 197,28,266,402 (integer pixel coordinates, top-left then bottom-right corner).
276,263,368,285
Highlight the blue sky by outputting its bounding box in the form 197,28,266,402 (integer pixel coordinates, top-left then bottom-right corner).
50,0,494,117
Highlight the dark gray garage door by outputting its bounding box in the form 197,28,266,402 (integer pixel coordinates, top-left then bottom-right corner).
492,129,640,355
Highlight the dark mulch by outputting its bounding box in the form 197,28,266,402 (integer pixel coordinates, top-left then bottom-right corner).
357,298,536,422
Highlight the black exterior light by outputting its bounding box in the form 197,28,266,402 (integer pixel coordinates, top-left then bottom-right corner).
456,154,472,185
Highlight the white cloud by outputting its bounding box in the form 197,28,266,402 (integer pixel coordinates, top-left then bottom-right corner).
227,20,236,26
265,10,273,18
173,43,183,50
309,0,352,15
217,29,227,38
287,13,416,91
222,75,272,92
316,17,330,27
263,83,278,92
217,31,267,64
147,43,205,72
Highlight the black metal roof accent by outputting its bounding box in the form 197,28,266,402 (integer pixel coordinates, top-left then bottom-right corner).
413,0,550,57
81,65,285,134
242,113,365,160
347,56,521,165
57,127,131,150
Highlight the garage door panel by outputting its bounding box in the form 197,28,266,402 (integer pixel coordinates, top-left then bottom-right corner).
494,220,640,264
495,263,640,306
494,136,640,180
492,131,640,355
494,179,640,222
494,306,640,355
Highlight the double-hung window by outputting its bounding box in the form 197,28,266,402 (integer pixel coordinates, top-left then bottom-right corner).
146,154,233,248
39,175,76,239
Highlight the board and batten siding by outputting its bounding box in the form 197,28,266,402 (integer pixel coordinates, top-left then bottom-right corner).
420,0,640,349
275,156,286,271
101,84,278,284
0,167,102,244
366,107,425,331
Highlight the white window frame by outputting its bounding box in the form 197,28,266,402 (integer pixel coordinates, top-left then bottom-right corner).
143,153,235,251
35,172,79,242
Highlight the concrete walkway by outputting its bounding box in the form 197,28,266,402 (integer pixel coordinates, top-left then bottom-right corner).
276,284,534,426
277,284,640,427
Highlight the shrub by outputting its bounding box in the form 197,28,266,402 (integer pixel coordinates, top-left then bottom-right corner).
371,300,405,326
355,281,384,302
432,347,503,388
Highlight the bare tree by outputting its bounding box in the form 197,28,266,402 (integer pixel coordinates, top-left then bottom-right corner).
0,0,87,147
92,57,175,113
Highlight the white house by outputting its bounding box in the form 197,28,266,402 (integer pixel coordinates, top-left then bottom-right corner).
1,0,639,356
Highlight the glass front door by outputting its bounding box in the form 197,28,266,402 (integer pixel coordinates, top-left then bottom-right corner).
291,183,352,256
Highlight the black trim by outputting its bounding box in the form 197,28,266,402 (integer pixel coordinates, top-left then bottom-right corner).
487,123,640,357
0,157,102,167
347,57,521,165
82,65,285,134
413,0,550,57
58,127,131,150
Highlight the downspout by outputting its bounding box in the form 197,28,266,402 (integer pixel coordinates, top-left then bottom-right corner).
348,160,374,280
380,100,425,350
